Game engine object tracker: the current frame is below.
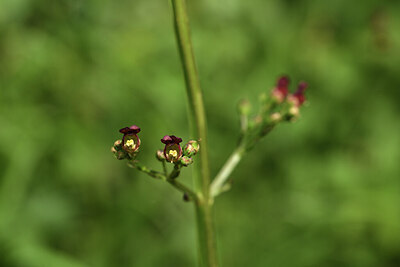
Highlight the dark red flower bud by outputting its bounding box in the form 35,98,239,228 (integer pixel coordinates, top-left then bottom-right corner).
288,82,307,107
271,76,290,103
183,192,190,202
277,76,290,89
161,135,183,163
120,125,141,153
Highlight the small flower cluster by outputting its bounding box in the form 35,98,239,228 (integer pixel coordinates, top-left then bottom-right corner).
270,76,308,119
157,135,199,167
237,76,308,150
111,125,142,160
111,125,199,176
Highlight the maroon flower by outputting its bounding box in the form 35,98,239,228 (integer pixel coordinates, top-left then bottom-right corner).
119,125,141,153
271,76,290,103
161,135,183,163
288,82,307,107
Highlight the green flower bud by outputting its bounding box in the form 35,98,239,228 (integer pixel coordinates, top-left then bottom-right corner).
283,106,300,122
183,140,200,157
112,139,128,160
238,99,251,116
180,156,193,167
113,140,123,151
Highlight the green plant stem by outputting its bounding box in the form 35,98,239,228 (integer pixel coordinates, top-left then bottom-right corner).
210,145,246,198
134,161,196,198
169,164,182,179
170,1,218,266
162,161,168,176
240,113,248,134
170,0,210,195
167,177,196,199
211,118,278,197
133,162,165,180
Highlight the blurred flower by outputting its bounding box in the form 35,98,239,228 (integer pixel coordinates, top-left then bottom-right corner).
161,135,183,163
119,125,141,153
271,76,290,103
288,82,307,107
270,112,282,123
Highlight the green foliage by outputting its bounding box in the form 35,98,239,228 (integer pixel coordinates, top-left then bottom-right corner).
1,0,400,266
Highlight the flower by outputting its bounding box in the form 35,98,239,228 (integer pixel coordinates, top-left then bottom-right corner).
288,82,307,107
161,135,183,163
119,125,141,153
271,76,290,103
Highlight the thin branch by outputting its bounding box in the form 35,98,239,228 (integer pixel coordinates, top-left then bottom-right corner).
169,164,182,179
210,146,245,198
132,162,166,180
162,161,168,177
133,161,196,198
167,178,196,199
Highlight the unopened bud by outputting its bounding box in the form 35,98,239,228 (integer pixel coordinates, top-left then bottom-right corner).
289,106,299,117
183,140,200,157
284,106,300,121
270,112,282,123
112,140,128,160
183,193,190,202
180,156,193,166
238,99,251,116
288,82,307,107
156,149,166,161
113,140,123,151
271,76,290,103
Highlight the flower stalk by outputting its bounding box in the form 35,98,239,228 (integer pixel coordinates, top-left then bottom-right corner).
170,0,218,266
210,145,245,198
129,160,196,200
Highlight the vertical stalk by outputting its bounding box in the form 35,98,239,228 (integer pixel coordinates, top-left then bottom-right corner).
170,1,218,266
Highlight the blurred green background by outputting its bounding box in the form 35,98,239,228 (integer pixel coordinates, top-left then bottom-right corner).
1,0,400,266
